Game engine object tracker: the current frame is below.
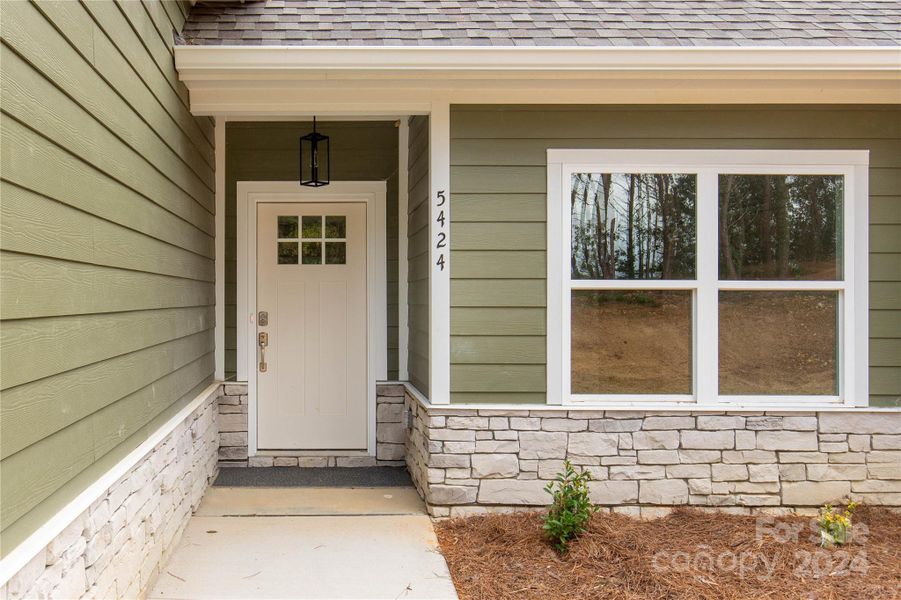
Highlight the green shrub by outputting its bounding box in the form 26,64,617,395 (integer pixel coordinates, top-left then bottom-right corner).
818,501,858,546
542,460,599,553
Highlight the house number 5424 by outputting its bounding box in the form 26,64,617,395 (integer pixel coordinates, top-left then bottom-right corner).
435,190,447,271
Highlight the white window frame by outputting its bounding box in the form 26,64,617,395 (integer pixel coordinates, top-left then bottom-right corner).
547,149,869,409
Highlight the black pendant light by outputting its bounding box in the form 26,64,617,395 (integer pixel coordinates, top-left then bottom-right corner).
299,117,330,187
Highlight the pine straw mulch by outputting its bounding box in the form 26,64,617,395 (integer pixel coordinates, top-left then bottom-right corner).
435,507,901,600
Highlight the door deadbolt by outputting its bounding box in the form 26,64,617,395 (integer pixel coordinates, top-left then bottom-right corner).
258,311,269,326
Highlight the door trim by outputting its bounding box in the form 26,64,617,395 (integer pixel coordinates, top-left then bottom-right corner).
237,181,387,457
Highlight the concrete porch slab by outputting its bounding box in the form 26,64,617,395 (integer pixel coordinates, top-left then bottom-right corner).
196,486,427,517
150,488,457,600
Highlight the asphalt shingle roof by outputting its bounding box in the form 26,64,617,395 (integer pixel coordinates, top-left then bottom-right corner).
180,1,901,47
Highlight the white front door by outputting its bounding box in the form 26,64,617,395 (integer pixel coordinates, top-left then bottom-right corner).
256,202,368,450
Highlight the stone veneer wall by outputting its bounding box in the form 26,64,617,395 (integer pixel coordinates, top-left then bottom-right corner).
404,391,901,517
218,383,407,467
2,388,219,600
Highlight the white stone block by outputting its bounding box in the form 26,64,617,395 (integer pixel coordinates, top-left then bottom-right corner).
642,416,694,430
6,549,45,599
820,413,901,434
588,481,638,504
633,431,679,450
429,485,477,504
475,440,519,453
509,417,541,431
748,464,780,482
541,418,587,432
609,465,666,480
637,450,679,465
782,481,851,505
873,435,901,450
471,454,520,479
589,419,642,433
447,416,489,430
567,432,618,457
681,430,734,450
248,456,274,467
757,431,818,451
519,431,568,459
666,464,710,479
697,416,745,430
712,464,748,481
478,479,548,505
639,479,688,504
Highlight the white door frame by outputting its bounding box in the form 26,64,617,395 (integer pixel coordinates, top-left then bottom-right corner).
237,181,387,457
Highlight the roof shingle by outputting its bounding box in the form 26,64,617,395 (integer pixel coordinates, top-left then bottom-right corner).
179,0,901,47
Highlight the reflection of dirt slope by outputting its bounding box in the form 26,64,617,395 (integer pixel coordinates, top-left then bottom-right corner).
720,291,836,395
571,292,692,394
571,291,837,396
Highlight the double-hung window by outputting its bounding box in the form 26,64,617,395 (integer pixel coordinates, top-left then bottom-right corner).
546,150,869,408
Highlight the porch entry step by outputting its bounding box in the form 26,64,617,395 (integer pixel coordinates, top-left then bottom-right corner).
196,486,427,517
214,466,412,488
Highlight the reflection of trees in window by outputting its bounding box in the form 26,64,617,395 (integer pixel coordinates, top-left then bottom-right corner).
571,173,696,280
719,175,843,280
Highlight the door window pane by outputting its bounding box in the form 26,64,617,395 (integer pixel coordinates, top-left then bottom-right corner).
719,291,838,395
325,216,346,239
302,216,322,239
277,242,298,264
301,242,322,264
571,290,692,394
719,175,843,280
571,173,696,280
325,242,346,265
278,216,298,238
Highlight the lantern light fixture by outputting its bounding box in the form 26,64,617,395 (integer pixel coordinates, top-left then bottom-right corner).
299,117,330,187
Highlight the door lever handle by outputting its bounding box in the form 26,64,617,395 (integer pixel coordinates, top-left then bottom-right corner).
258,332,268,372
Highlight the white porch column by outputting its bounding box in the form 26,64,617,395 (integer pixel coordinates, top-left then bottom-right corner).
214,117,226,381
428,102,451,404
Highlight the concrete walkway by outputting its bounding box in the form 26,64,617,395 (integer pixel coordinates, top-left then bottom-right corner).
149,487,458,600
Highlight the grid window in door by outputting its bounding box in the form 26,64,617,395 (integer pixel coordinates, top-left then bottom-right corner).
277,215,347,265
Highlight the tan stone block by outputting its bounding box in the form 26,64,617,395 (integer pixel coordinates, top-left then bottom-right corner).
489,417,509,430
377,403,404,423
757,431,818,451
377,443,405,461
431,454,470,468
722,450,777,463
678,450,722,463
697,416,745,430
820,413,901,434
712,464,748,481
748,464,780,482
248,456,274,467
475,440,518,453
872,435,901,450
541,418,587,432
297,457,328,467
567,432,618,456
494,430,518,441
588,480,638,504
609,465,666,480
217,412,247,433
735,430,756,450
681,430,734,450
639,479,688,504
509,417,541,431
447,416,489,430
429,484,477,505
782,481,851,505
519,431,568,459
478,479,548,505
472,454,520,479
633,431,679,450
273,456,298,467
848,434,871,452
444,441,476,454
637,450,679,464
642,416,694,430
430,429,475,441
589,419,643,433
868,463,901,479
666,464,710,479
807,464,869,481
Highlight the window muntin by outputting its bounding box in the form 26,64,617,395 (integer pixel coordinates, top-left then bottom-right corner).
551,150,864,408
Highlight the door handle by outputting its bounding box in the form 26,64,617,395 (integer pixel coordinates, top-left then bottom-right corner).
258,331,269,373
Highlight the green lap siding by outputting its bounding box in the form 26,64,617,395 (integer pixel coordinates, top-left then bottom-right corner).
224,121,400,379
450,105,901,406
0,0,215,555
407,116,430,397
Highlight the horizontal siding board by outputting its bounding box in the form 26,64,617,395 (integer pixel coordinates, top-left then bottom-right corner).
453,223,546,251
451,138,901,169
451,392,546,404
451,336,546,364
2,1,214,184
0,183,213,282
451,308,546,336
451,364,546,393
1,306,213,391
871,254,901,282
451,279,546,308
452,194,546,222
1,330,213,459
451,251,546,279
451,106,901,140
871,282,901,310
870,225,901,253
0,125,214,258
1,252,214,320
870,310,901,338
871,339,901,367
0,353,213,531
871,367,901,396
871,197,901,224
452,166,546,194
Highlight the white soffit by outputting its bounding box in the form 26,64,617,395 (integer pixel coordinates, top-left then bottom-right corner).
174,46,901,112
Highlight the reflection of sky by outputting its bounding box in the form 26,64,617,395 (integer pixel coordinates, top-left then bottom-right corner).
571,173,694,278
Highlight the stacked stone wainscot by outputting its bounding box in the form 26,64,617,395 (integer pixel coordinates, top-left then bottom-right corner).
2,387,219,600
403,391,901,517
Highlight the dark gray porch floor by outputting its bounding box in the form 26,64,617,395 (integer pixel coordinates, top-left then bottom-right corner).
213,466,412,488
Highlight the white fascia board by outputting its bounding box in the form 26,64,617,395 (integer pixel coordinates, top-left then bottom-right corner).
175,45,901,75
